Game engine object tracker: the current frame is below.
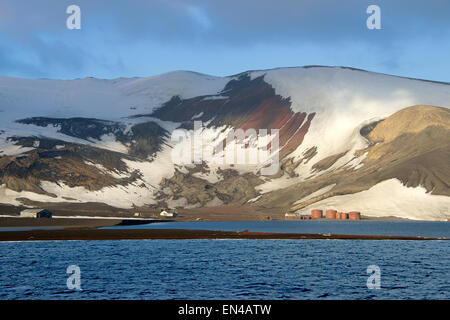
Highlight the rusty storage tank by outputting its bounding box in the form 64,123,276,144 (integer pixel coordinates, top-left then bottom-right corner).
311,209,323,219
285,213,300,220
325,210,337,219
337,212,347,219
348,211,361,220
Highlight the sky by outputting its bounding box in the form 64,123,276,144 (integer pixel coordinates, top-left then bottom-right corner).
0,0,449,82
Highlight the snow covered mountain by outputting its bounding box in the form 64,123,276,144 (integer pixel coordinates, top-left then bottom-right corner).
0,66,449,220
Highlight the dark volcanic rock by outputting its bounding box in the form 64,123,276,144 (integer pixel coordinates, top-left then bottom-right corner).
15,118,168,159
128,121,168,159
16,117,125,141
0,138,141,194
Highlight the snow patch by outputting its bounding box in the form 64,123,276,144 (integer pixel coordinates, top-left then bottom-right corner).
191,112,204,120
293,184,336,205
202,95,229,101
90,133,128,154
247,195,261,203
83,161,130,179
300,179,450,221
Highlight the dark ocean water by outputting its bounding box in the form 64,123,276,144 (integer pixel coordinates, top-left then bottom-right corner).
103,221,450,238
0,239,449,299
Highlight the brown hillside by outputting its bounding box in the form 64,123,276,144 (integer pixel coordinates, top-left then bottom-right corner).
368,105,450,143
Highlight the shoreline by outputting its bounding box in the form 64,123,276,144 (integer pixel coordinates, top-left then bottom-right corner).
1,204,432,224
0,228,447,242
0,214,438,229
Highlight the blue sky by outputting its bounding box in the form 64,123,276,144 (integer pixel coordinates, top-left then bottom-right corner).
0,0,449,81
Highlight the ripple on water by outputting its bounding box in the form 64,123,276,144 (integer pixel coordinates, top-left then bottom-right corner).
0,239,448,299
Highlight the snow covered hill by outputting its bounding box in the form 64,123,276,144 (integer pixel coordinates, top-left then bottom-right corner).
0,66,449,220
0,71,230,122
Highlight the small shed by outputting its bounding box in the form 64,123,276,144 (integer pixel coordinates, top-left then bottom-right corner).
285,213,300,220
160,210,177,217
20,209,53,218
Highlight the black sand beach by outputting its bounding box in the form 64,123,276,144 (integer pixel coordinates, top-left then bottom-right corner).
0,227,446,242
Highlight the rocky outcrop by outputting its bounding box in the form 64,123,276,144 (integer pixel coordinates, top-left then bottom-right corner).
158,167,263,207
16,117,126,141
15,118,168,159
0,137,140,194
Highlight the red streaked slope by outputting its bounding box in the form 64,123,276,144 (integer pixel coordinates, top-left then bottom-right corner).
150,73,314,159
